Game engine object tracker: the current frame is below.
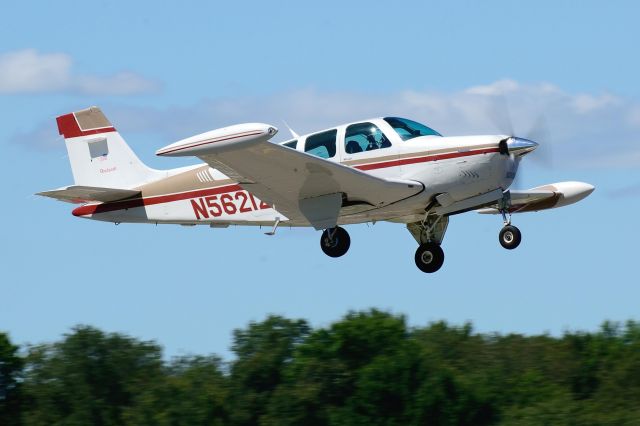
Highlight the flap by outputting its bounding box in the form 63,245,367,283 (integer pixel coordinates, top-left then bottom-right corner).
298,193,343,230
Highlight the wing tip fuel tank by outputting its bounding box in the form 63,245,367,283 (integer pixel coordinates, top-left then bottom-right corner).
156,123,277,157
538,181,595,208
477,181,595,214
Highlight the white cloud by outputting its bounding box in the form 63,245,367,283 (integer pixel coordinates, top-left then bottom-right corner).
465,79,520,96
20,79,640,168
0,50,71,93
571,93,621,114
0,49,158,95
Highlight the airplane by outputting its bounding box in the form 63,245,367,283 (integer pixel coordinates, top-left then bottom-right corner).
38,106,594,273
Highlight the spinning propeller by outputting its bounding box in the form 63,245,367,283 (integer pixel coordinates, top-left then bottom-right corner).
488,97,554,189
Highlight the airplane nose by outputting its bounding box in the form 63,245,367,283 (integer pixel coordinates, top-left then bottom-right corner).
506,137,538,156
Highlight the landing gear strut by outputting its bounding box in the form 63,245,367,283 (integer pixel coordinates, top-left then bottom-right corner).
407,215,449,273
498,208,522,250
320,226,350,257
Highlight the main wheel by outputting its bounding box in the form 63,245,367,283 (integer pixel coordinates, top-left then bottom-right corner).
414,242,445,273
499,225,522,250
320,227,350,258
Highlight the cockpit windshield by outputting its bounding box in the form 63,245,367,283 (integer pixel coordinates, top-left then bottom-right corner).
383,117,442,141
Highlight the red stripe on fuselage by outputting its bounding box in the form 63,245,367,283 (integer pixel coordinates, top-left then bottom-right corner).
354,147,500,171
72,184,242,216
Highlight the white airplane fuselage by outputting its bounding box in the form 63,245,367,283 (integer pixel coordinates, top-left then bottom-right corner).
72,120,515,227
41,107,594,273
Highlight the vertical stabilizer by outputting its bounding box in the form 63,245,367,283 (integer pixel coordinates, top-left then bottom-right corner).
57,107,163,188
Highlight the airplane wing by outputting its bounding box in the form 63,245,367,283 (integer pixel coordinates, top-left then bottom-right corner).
37,186,141,204
477,182,595,214
157,124,423,229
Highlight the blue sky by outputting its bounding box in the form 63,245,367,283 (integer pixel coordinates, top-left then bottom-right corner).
1,1,639,359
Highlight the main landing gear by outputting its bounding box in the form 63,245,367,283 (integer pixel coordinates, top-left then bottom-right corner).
498,209,522,250
407,215,449,273
414,242,444,273
318,207,522,271
320,226,350,257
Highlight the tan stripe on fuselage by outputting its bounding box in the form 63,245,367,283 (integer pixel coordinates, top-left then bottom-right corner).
137,165,234,198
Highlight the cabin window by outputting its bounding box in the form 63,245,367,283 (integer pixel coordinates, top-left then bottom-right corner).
304,129,337,159
88,137,108,160
345,122,392,154
383,117,442,141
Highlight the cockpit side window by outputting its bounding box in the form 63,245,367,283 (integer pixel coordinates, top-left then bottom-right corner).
304,129,337,159
282,140,297,149
383,117,442,141
345,122,392,154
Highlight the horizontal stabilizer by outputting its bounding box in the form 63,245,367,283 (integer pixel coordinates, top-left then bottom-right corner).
37,186,140,204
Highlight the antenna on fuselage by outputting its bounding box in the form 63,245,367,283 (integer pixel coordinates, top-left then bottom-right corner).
282,120,300,139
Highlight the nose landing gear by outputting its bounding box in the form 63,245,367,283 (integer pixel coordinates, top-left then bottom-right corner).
499,209,522,250
320,226,350,257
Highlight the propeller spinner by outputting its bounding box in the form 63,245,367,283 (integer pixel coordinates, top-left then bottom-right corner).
498,136,539,156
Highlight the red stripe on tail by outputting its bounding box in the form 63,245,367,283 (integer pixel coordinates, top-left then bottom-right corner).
56,113,116,138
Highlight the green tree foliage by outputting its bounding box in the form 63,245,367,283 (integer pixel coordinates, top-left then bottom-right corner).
0,332,23,426
264,312,496,426
3,315,640,425
228,315,310,425
21,325,164,425
124,355,229,425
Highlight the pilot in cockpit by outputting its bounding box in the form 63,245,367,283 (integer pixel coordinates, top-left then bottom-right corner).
365,131,391,151
366,134,379,151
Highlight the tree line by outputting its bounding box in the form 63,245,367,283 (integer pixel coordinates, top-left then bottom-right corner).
1,310,639,425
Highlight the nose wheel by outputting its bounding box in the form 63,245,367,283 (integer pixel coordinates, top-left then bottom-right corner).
320,226,350,257
414,242,445,273
499,225,521,249
497,206,521,249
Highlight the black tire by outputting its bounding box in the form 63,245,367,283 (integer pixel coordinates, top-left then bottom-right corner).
320,227,351,258
499,225,522,250
414,242,445,273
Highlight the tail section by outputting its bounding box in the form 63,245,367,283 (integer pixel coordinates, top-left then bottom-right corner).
57,106,163,188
